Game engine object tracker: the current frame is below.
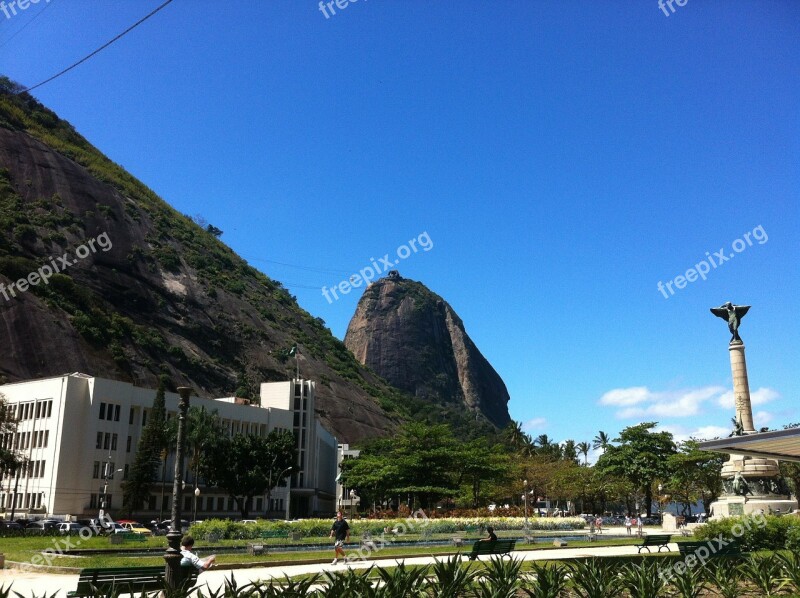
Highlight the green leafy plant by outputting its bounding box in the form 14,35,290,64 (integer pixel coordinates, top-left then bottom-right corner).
428,554,477,598
708,561,745,598
668,560,707,598
778,550,800,594
522,562,569,598
741,553,787,597
568,558,622,598
619,560,668,598
472,556,524,598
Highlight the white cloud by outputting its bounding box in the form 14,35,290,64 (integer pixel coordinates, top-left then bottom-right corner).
717,387,780,409
599,387,651,407
600,385,726,419
655,423,730,444
522,417,547,432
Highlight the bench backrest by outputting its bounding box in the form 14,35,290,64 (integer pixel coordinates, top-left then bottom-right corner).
470,540,516,553
643,534,672,544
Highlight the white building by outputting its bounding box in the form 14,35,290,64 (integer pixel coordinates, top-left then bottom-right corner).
336,443,361,512
0,373,337,521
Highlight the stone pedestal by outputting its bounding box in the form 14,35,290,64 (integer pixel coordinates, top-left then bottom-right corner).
709,341,798,518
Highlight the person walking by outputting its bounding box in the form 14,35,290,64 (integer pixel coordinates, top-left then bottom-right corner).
329,510,350,565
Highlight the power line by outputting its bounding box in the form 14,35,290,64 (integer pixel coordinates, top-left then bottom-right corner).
17,0,175,95
0,0,56,50
244,256,351,276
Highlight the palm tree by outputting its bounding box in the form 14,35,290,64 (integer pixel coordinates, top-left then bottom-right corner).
577,441,591,466
592,431,611,451
562,439,578,463
505,421,531,452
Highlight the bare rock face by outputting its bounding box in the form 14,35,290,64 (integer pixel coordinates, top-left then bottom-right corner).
344,272,511,428
0,89,400,444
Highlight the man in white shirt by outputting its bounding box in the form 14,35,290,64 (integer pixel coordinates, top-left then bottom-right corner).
180,535,216,571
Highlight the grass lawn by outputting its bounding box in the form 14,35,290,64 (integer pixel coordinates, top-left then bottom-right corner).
0,533,649,570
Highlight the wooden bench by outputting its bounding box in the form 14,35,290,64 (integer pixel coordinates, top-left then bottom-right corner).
67,566,198,597
467,539,516,560
636,534,672,553
677,540,741,559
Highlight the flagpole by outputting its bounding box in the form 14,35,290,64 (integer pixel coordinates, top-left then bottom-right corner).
295,346,300,381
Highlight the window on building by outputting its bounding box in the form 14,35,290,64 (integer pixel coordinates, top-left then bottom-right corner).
99,402,106,419
96,432,103,449
256,498,263,511
93,461,100,478
35,402,41,418
44,430,49,447
46,400,52,417
103,433,110,450
127,436,132,452
111,434,118,451
108,462,115,479
217,497,224,510
142,410,148,427
129,407,135,425
90,494,97,509
106,495,112,508
123,464,129,480
162,495,170,512
114,405,120,422
227,497,234,511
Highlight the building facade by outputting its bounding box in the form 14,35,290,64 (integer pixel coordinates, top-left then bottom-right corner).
0,374,337,521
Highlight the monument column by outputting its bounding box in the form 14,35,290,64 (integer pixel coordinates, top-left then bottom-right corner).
709,302,797,518
729,343,755,434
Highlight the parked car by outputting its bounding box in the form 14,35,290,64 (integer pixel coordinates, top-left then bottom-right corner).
26,519,61,531
0,520,23,530
116,520,153,536
57,522,85,534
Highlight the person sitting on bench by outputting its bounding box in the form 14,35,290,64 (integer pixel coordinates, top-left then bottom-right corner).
480,526,498,542
180,535,216,571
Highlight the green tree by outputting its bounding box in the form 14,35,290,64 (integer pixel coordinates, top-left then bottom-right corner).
595,422,676,516
667,438,725,515
457,438,513,507
201,429,296,518
576,441,591,466
0,393,25,475
592,431,611,451
122,378,168,515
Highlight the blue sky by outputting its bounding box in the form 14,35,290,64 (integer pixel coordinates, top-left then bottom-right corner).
3,1,799,455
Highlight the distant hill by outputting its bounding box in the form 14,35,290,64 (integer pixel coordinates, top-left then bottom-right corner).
344,271,511,428
0,78,408,444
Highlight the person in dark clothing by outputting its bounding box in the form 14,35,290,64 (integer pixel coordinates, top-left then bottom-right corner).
329,510,350,564
481,526,498,542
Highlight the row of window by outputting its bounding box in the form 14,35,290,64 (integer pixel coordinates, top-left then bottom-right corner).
95,432,118,451
1,429,50,450
10,400,53,421
92,461,122,480
98,402,121,422
0,492,45,509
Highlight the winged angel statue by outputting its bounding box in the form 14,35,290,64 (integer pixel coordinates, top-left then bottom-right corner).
710,302,751,344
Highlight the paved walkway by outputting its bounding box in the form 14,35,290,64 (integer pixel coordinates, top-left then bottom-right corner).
0,532,672,597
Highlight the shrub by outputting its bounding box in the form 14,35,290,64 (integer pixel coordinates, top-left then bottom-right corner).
694,514,800,551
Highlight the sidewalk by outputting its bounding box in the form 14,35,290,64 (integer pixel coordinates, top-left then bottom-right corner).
0,535,672,597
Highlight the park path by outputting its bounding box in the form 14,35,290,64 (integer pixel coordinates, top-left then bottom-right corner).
0,534,671,597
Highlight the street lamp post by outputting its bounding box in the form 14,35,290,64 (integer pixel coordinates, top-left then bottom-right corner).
193,487,200,524
523,479,529,526
164,386,191,589
100,458,122,523
349,489,356,520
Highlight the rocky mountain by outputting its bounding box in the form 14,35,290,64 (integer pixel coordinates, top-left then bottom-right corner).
0,79,407,444
344,271,511,428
